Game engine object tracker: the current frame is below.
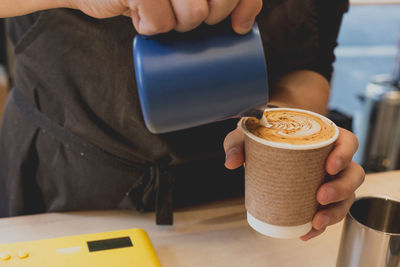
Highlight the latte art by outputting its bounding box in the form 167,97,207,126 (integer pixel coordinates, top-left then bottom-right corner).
264,115,321,137
246,110,336,145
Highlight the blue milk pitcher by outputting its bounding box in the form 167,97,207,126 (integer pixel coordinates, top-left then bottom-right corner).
133,21,268,134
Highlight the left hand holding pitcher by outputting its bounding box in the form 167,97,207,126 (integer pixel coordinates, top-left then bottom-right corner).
67,0,263,35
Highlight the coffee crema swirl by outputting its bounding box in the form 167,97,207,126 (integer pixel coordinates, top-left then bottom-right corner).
245,110,336,145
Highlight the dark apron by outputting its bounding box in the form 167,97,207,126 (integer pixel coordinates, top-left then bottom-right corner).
0,0,347,224
0,9,244,224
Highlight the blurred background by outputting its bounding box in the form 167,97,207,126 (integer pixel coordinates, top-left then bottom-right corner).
1,1,400,172
329,1,400,172
330,3,400,113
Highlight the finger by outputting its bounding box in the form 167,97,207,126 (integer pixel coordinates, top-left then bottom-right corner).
230,0,263,34
223,127,245,169
313,193,356,231
317,162,364,205
300,227,326,241
325,128,359,175
126,0,176,35
170,0,209,32
205,0,239,25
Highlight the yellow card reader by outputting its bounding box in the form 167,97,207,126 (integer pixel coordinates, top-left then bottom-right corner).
0,228,161,266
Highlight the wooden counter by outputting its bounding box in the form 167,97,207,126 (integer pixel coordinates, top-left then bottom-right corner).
0,171,399,267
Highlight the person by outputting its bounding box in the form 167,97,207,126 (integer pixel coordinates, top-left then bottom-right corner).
0,0,364,241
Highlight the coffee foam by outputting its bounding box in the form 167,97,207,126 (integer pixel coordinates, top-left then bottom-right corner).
243,108,339,150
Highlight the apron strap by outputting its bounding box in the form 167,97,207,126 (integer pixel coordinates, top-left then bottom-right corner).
11,87,142,168
132,155,174,225
11,87,175,224
154,163,174,225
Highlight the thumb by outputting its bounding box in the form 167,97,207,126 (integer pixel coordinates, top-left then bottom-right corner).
223,127,245,169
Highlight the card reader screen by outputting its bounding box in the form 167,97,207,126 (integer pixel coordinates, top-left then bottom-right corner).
87,236,133,252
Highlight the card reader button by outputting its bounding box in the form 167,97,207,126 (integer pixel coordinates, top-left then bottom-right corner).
0,252,11,261
17,251,29,259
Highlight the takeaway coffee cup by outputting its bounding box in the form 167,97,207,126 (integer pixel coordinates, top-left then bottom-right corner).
241,108,339,239
133,21,268,134
336,196,400,267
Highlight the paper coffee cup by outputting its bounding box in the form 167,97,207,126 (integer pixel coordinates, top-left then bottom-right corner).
241,108,339,239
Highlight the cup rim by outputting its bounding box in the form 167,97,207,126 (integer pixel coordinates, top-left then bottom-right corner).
348,195,400,236
241,108,339,150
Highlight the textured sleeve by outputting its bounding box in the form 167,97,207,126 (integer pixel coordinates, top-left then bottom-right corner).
304,0,349,81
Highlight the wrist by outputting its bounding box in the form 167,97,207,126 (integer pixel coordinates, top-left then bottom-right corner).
33,0,74,10
269,70,330,115
24,0,74,14
0,0,74,18
61,0,75,9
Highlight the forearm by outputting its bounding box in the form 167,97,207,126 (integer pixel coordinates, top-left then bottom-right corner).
0,0,71,18
268,70,330,116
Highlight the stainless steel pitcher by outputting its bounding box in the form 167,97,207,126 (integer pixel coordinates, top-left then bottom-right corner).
336,196,400,267
355,74,400,172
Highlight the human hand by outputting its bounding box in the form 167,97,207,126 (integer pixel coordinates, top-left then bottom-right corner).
223,126,365,241
68,0,262,35
300,128,365,240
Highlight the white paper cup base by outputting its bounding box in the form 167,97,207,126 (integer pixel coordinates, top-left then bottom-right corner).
247,212,312,239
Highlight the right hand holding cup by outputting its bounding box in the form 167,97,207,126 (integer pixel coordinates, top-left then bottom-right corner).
224,116,365,240
67,0,263,35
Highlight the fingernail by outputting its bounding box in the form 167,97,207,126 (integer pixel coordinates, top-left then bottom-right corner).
335,157,343,173
319,215,330,229
300,234,311,241
323,187,337,204
236,21,254,34
225,147,238,162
